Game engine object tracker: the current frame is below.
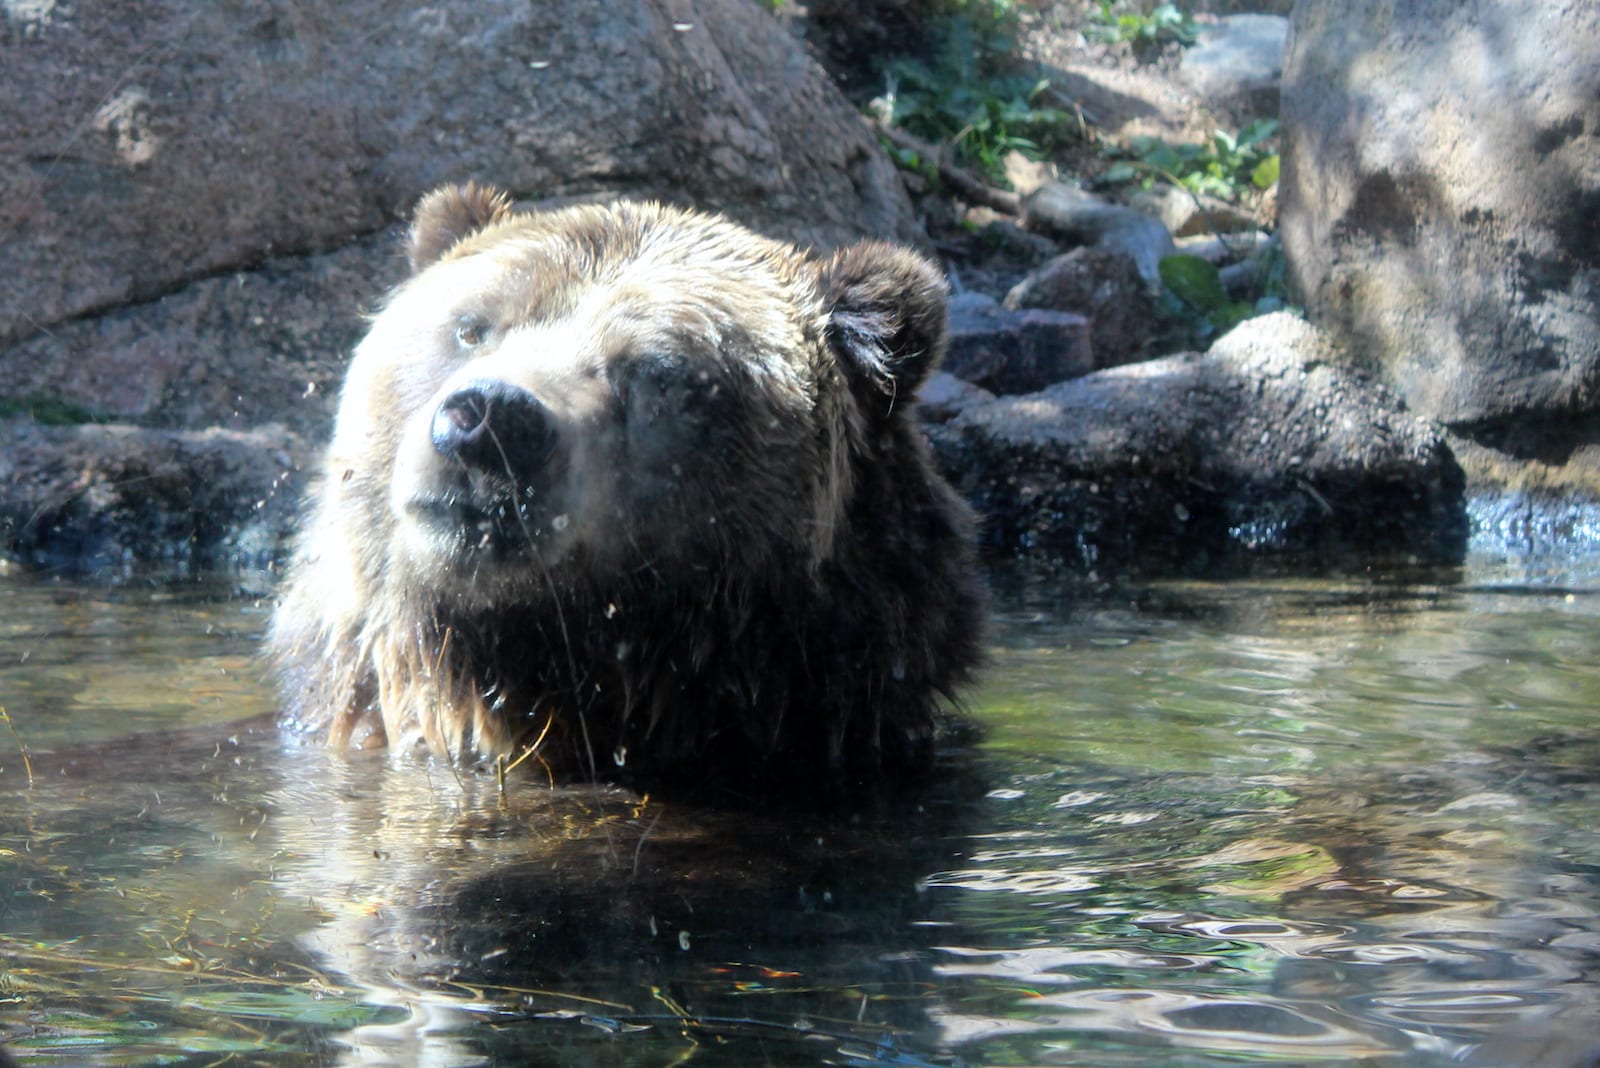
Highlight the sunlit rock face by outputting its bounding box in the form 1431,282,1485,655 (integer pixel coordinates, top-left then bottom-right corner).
268,183,984,800
1279,1,1600,432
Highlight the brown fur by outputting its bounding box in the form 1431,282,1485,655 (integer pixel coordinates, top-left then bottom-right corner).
268,183,983,798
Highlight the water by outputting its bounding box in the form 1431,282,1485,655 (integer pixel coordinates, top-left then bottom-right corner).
1,563,1598,1066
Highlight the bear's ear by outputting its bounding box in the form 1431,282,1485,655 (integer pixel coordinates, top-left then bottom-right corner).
408,182,516,272
819,241,949,419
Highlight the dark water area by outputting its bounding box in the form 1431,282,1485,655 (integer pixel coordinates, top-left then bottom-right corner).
1,562,1598,1066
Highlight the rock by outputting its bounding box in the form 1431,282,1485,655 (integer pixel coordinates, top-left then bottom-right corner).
1001,150,1056,198
0,421,310,578
1279,1,1600,437
1003,247,1158,368
1129,187,1264,238
0,0,931,578
1020,183,1134,242
917,371,996,425
0,0,919,347
929,313,1467,575
943,293,1094,395
1094,214,1183,295
1021,182,1178,291
0,236,380,437
1174,229,1274,265
1179,15,1289,119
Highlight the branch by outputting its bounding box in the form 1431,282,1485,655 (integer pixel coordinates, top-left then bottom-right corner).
869,118,1022,216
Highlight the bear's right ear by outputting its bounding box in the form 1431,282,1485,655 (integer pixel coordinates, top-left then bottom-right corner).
819,241,950,421
408,182,516,272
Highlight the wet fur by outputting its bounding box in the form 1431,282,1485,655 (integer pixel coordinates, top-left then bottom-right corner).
268,183,983,797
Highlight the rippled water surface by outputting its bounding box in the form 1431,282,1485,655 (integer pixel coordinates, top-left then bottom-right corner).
1,563,1598,1066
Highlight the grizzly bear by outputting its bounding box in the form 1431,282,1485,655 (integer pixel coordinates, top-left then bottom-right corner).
268,182,983,798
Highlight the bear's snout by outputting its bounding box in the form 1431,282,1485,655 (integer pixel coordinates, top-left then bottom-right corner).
430,380,556,476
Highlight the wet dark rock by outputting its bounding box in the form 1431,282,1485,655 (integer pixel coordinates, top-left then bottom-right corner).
929,313,1467,575
943,293,1094,396
0,420,308,578
1003,247,1159,369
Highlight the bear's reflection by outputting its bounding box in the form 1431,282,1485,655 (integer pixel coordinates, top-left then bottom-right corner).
260,732,980,1063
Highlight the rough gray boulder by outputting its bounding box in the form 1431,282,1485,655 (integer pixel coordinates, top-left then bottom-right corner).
0,0,918,349
929,314,1467,575
0,237,381,438
1279,0,1600,433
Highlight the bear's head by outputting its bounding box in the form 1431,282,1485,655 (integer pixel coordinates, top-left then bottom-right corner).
270,183,982,798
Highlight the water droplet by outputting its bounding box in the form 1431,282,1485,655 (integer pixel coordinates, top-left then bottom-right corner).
551,513,569,532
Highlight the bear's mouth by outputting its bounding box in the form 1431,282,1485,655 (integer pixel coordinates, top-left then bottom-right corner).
404,491,560,559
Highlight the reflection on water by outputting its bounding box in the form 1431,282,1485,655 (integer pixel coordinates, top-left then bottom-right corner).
0,563,1598,1065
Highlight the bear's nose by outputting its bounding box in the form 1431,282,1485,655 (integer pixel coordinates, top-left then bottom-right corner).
431,380,556,473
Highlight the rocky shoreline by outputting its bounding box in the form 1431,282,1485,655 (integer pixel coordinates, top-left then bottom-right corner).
2,1,1595,583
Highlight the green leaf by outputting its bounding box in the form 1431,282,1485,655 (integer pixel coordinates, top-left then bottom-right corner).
1209,301,1257,333
1251,153,1280,189
1159,254,1229,312
1237,118,1280,149
1139,142,1183,173
1102,161,1140,184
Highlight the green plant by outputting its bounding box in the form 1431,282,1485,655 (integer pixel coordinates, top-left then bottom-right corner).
1085,1,1198,50
1103,118,1280,202
1157,244,1297,345
878,3,1075,185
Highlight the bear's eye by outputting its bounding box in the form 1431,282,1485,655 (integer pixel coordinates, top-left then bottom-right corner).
454,316,490,348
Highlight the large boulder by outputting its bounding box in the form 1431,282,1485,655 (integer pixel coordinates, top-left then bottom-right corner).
1279,1,1600,435
0,0,918,350
0,0,926,574
929,313,1467,576
0,238,381,438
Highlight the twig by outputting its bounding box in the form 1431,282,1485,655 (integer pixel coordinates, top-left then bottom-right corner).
0,705,33,788
869,118,1022,216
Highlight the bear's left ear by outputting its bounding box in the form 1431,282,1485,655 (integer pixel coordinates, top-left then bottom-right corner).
408,182,516,272
819,241,949,419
